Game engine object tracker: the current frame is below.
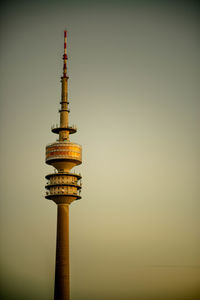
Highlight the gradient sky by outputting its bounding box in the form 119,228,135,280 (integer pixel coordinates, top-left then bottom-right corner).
0,0,199,299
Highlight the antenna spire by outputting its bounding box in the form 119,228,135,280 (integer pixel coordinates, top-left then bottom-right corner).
63,30,67,78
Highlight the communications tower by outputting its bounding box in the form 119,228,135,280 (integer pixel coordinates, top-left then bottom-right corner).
45,31,82,300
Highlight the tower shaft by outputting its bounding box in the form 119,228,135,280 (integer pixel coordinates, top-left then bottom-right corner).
54,204,70,300
59,77,69,141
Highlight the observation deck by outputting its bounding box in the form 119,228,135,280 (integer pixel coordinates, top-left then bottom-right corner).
51,124,77,134
45,172,82,204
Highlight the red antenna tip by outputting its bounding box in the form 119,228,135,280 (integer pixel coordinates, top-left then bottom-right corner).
64,30,67,37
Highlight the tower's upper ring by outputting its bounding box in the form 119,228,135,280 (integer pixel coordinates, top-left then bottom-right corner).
46,141,82,172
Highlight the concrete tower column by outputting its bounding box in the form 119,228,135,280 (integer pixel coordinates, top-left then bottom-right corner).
60,77,68,129
54,204,70,300
61,77,68,103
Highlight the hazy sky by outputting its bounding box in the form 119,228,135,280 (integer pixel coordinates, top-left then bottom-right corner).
0,0,199,299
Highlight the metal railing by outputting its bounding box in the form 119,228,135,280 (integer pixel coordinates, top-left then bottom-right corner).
51,124,77,130
46,181,81,186
45,191,80,196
